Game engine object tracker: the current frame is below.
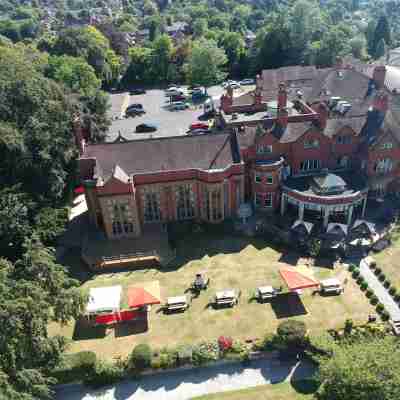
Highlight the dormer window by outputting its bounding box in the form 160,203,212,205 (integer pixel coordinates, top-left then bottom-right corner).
257,144,272,154
381,142,393,150
304,139,319,149
336,135,352,145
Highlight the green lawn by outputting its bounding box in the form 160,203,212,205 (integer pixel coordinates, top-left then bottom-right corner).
374,225,400,288
50,232,374,360
191,380,317,400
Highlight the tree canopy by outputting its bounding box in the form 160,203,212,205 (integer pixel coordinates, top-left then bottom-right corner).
317,337,400,400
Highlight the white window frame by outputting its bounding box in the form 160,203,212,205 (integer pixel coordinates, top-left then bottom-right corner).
300,159,321,172
255,193,262,207
266,174,273,184
304,139,319,149
264,193,273,208
381,142,393,150
256,144,272,154
255,173,262,183
336,135,352,145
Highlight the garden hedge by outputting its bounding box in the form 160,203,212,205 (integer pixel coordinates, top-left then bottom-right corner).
129,343,152,371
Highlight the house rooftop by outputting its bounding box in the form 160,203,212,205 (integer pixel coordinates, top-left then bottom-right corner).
81,132,241,181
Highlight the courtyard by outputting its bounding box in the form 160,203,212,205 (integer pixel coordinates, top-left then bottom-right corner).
50,228,375,360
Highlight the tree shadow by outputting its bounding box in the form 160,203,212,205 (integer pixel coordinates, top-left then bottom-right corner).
114,319,148,338
72,319,106,340
278,252,302,266
270,293,308,319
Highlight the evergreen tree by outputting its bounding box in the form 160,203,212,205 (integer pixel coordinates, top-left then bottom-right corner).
372,15,391,56
375,37,386,59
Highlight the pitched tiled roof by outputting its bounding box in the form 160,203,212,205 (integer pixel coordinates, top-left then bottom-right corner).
262,66,318,91
82,133,239,180
324,117,366,138
309,69,371,103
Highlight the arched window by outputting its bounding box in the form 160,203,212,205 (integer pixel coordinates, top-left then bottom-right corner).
375,158,393,174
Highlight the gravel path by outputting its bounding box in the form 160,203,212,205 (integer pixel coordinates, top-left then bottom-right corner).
55,358,315,400
359,258,400,320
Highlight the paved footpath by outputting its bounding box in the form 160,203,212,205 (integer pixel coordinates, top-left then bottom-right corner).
55,358,315,400
359,258,400,320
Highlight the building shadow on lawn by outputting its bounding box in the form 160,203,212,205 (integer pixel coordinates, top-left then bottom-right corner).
114,319,149,338
278,251,302,266
72,319,106,340
270,293,308,319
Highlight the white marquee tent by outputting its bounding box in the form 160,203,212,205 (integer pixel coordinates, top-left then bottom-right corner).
86,286,122,315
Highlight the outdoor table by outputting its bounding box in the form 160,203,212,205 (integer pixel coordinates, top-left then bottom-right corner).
166,295,188,311
215,290,237,306
256,286,276,300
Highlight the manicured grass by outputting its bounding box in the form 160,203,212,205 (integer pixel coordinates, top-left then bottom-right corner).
49,232,374,360
191,380,317,400
374,225,400,288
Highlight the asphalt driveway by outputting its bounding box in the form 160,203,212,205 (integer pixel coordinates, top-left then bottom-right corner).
106,87,225,142
55,358,316,400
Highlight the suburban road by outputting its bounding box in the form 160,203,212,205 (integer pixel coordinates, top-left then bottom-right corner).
55,358,316,400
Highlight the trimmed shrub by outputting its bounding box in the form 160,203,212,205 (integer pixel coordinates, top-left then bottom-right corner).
159,348,178,369
348,264,356,272
389,287,397,296
376,303,384,313
192,341,220,366
52,351,97,383
381,311,390,321
360,282,368,291
378,274,385,282
352,270,360,278
356,276,364,285
369,261,377,269
84,360,124,388
394,293,400,303
129,344,152,371
218,336,233,352
383,280,391,289
374,267,381,275
370,296,379,305
366,288,374,298
177,345,193,366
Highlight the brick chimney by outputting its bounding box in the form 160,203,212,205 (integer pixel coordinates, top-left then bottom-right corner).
335,56,344,70
317,102,329,130
373,65,387,89
73,116,85,155
277,82,288,128
221,87,233,113
373,90,389,114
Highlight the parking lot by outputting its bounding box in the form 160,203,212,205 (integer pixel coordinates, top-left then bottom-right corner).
105,85,251,142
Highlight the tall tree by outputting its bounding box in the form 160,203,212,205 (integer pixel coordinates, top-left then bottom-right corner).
184,38,227,88
372,15,391,56
0,237,87,399
317,337,400,400
151,34,173,82
375,37,387,59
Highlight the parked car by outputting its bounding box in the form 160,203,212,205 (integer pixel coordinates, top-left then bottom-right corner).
190,121,209,130
240,78,255,85
171,94,187,102
125,108,145,117
127,103,144,111
130,88,146,95
222,80,240,89
188,128,210,135
165,87,185,96
319,278,343,295
170,101,190,110
135,123,158,133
